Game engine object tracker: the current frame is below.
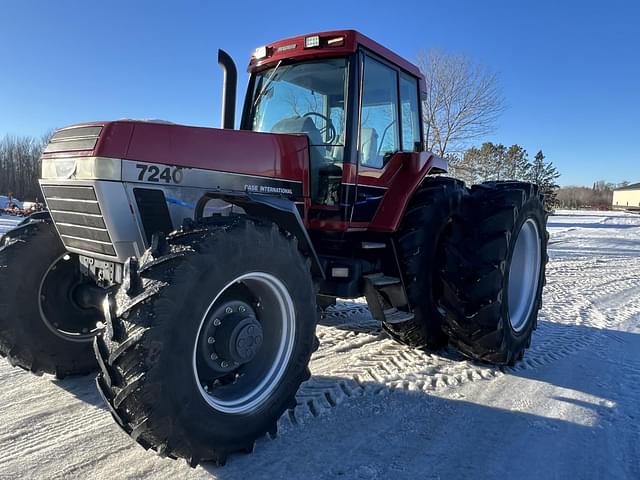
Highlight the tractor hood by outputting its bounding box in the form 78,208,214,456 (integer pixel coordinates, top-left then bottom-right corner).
40,121,310,197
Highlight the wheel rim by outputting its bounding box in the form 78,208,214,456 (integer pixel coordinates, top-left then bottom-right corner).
508,218,542,332
193,272,295,414
38,254,101,341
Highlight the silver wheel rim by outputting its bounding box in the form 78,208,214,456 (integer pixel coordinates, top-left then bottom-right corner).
193,272,295,414
508,218,542,332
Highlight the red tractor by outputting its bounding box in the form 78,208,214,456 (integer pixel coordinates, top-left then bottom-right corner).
0,30,547,465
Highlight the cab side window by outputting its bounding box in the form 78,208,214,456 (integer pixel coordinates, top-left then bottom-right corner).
359,57,399,168
399,74,421,152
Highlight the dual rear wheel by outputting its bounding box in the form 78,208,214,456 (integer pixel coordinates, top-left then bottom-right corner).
439,181,548,365
391,178,548,366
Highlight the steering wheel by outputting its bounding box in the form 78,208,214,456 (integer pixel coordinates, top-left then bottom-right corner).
377,120,397,155
303,112,337,144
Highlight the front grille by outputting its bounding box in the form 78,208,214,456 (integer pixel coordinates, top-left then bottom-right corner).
41,185,116,256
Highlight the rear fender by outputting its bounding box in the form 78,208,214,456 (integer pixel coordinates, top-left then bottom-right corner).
368,152,448,232
195,192,324,279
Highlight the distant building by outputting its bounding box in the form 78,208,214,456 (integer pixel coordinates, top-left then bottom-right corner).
612,183,640,211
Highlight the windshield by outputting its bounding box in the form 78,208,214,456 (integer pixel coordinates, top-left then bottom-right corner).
249,58,348,148
248,58,348,205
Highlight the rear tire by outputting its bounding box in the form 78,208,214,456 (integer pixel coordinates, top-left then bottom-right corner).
439,181,549,365
95,217,318,466
0,220,99,377
387,177,464,349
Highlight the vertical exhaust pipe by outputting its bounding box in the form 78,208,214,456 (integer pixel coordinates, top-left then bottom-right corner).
217,49,237,129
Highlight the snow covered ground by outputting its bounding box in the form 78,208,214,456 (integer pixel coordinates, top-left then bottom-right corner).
0,210,639,479
0,213,23,237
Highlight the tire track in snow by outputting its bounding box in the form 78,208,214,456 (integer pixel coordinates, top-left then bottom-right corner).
0,404,109,466
1,211,638,474
275,253,637,433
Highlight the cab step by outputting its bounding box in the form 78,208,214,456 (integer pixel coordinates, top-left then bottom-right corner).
361,241,386,250
363,272,411,323
363,273,401,287
383,308,415,324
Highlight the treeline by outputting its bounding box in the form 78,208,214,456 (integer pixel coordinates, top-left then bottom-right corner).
0,134,48,200
448,142,560,209
556,181,631,210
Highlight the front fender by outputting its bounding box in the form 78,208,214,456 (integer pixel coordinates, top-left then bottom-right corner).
195,192,324,279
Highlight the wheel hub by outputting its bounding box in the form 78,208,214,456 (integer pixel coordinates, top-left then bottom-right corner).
217,316,263,364
200,300,262,372
39,254,102,341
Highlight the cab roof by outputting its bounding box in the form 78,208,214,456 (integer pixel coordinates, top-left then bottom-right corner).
248,29,424,82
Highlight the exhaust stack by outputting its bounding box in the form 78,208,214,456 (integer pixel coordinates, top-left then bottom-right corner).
217,49,237,129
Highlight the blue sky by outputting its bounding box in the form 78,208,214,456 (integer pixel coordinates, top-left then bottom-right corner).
1,0,638,186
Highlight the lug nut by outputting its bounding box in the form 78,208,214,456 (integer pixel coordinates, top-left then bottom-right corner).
225,307,233,314
239,306,246,313
207,336,215,344
213,318,221,326
221,361,229,368
210,353,218,360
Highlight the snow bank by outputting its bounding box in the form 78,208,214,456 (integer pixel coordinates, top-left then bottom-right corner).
0,214,23,236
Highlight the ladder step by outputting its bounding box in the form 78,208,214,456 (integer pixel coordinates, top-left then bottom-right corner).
383,308,415,324
363,273,401,287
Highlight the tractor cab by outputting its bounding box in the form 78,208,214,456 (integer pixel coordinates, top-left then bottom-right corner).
241,30,429,227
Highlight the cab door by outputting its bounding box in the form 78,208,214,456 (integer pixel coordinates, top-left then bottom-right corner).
351,53,423,228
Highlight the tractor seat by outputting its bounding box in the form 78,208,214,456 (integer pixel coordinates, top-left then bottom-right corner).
360,128,381,168
271,116,324,147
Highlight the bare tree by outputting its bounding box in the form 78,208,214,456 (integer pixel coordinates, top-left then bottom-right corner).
556,181,625,210
418,49,505,157
0,133,48,201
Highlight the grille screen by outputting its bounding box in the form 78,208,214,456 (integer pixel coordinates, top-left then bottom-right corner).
44,125,102,153
41,185,116,256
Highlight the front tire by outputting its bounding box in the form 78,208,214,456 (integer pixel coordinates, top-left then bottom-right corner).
0,220,100,377
95,217,318,466
439,182,549,365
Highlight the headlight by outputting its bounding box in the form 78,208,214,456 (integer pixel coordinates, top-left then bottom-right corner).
76,157,121,180
41,156,122,180
41,157,76,179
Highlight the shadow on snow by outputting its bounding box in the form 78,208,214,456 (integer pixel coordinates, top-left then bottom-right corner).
48,317,639,479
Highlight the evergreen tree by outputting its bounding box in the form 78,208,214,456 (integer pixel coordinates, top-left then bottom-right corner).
470,142,507,182
529,150,560,210
503,144,530,181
